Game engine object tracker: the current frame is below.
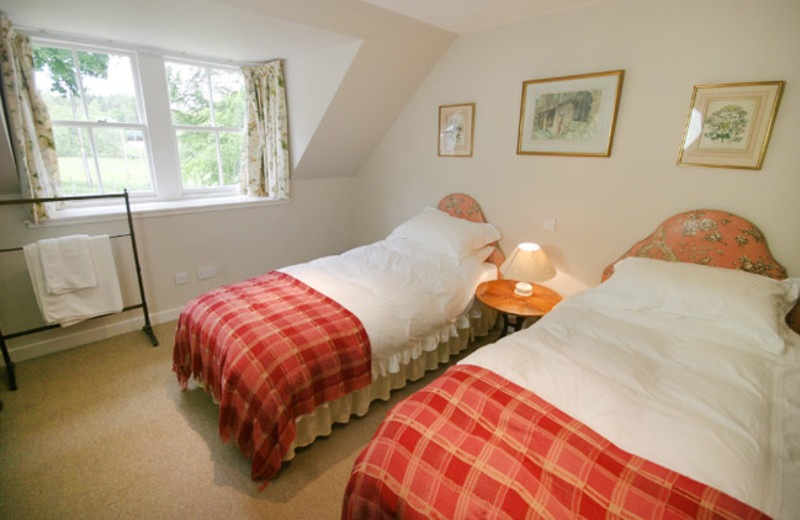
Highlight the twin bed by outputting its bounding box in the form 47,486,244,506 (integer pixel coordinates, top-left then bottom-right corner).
343,210,800,519
173,202,800,519
172,193,503,482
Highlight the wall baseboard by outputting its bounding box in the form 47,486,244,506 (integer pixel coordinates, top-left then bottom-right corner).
4,306,184,364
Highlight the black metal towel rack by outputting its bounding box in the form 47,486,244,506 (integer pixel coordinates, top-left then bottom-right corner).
0,190,158,391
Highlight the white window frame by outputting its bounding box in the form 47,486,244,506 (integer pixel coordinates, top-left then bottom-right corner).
31,40,157,201
29,36,249,213
164,58,245,196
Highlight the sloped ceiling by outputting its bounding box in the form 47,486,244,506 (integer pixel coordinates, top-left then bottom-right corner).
2,0,355,61
218,0,457,179
361,0,618,35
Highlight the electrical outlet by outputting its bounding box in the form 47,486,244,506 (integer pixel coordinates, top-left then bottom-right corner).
196,266,217,280
174,272,189,285
542,217,557,231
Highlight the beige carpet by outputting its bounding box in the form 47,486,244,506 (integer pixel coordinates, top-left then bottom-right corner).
0,321,497,520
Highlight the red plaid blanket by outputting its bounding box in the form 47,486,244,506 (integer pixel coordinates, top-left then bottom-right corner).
173,271,371,483
343,365,770,520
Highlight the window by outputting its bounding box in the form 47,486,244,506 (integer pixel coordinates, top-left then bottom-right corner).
32,40,247,205
33,45,152,196
166,61,245,191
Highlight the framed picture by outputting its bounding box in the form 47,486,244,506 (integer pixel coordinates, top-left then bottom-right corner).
438,103,475,157
517,70,624,157
677,81,784,170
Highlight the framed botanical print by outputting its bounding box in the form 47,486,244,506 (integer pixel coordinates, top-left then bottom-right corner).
438,103,475,157
517,70,624,157
677,81,784,170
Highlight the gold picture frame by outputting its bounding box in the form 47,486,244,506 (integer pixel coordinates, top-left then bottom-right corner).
517,70,624,157
438,103,475,157
677,81,784,170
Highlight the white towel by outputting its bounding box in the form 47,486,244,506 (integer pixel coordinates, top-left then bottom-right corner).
24,235,123,327
38,234,98,294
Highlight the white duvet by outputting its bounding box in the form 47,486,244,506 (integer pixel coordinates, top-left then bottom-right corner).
461,288,800,518
280,238,497,378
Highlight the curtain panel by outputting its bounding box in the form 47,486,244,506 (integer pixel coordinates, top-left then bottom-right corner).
241,60,290,200
0,13,61,221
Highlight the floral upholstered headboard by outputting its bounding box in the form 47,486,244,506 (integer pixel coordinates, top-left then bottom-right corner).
437,193,505,270
601,209,799,334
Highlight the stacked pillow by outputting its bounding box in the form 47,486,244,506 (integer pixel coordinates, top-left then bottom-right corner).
600,256,800,355
388,207,501,261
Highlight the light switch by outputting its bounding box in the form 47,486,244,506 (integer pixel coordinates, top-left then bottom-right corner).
542,217,557,231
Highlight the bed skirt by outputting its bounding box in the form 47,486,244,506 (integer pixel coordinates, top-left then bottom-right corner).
285,304,497,459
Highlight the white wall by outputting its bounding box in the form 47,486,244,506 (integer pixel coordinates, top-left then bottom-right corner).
0,107,19,194
235,0,456,180
354,0,800,295
1,177,357,361
284,40,362,170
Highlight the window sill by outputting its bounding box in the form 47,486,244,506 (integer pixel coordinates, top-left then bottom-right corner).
26,195,291,228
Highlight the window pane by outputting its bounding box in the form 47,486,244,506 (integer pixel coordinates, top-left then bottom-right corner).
219,132,244,185
177,130,219,188
211,69,245,128
79,52,140,124
33,47,85,121
94,128,152,192
167,62,211,126
54,126,100,195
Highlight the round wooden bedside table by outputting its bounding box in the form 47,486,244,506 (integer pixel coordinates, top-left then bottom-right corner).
475,279,562,337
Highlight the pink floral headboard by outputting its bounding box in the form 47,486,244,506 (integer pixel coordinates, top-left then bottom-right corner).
602,209,799,334
437,193,505,270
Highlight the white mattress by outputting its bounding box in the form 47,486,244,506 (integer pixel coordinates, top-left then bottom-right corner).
461,288,800,518
280,238,497,378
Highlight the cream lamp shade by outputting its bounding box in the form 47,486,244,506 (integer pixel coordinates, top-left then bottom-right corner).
501,242,556,297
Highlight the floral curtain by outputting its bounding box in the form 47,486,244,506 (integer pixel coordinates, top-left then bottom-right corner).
0,12,61,221
240,60,290,199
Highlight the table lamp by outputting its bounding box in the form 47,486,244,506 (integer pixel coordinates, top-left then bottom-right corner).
501,242,556,297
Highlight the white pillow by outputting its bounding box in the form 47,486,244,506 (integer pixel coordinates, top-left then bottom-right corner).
473,245,496,263
387,207,501,260
600,256,800,355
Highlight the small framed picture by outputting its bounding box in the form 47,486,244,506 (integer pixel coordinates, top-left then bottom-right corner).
438,103,475,157
677,81,784,170
517,70,624,157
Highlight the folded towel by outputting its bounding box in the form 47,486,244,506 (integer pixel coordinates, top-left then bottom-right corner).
38,234,98,294
24,235,123,327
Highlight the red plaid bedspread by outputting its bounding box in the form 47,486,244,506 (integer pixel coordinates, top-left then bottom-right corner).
343,365,769,520
173,271,371,483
